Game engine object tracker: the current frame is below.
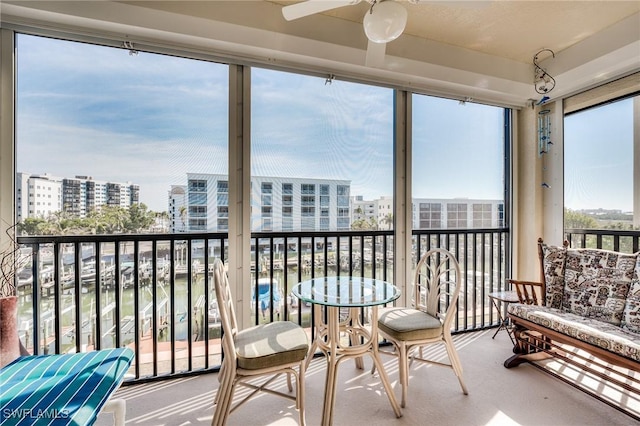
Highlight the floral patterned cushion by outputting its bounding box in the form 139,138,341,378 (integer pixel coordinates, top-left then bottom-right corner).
541,243,567,309
562,249,637,326
622,256,640,333
508,303,640,362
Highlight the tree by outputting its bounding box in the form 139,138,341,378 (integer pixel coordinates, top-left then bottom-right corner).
126,203,155,233
157,211,170,233
18,218,47,236
564,209,598,229
381,213,393,230
18,204,159,236
351,219,372,230
179,206,188,232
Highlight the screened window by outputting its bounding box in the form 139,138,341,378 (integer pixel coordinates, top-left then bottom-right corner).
564,96,636,231
15,34,229,233
189,180,207,192
472,203,492,228
189,205,207,217
418,202,442,229
251,69,392,233
301,184,315,195
189,193,207,205
189,218,206,230
411,95,506,230
217,194,229,206
447,203,468,228
337,185,350,207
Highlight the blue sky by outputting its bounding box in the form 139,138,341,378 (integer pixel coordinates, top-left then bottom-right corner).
564,99,633,212
24,33,625,214
17,34,228,212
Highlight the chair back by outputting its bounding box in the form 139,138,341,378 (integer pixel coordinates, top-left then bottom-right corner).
536,237,569,307
509,279,543,305
413,248,461,330
213,259,238,361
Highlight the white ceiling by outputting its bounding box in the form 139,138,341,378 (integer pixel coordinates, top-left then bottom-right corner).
271,0,640,63
2,0,639,107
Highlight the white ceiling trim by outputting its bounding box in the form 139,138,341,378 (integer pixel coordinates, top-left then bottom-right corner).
2,1,638,108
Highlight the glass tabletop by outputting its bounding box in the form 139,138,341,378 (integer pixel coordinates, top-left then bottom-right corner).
292,276,401,307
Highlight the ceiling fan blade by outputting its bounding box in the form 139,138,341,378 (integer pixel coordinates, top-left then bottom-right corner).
282,0,362,21
365,40,386,67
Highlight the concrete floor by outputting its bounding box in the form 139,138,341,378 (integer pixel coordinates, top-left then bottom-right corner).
96,329,638,426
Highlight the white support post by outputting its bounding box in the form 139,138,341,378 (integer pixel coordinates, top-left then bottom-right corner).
393,90,412,307
228,65,252,329
634,96,640,229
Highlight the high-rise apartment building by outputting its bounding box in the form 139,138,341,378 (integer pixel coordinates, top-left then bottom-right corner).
169,173,352,232
168,185,188,233
16,173,62,222
17,173,140,220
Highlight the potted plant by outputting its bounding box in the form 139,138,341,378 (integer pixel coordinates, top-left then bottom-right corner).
1,223,29,367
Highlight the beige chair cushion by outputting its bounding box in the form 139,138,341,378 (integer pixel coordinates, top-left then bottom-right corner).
378,307,442,341
235,321,309,370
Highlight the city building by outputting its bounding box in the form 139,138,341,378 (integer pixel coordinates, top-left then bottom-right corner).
16,172,140,220
351,195,378,225
377,196,394,230
169,173,351,233
16,173,62,222
413,198,504,229
168,185,188,233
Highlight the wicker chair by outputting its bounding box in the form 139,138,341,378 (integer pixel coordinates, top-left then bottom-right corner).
212,259,309,425
375,248,468,407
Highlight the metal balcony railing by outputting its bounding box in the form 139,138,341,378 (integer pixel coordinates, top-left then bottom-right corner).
565,229,640,253
15,228,509,383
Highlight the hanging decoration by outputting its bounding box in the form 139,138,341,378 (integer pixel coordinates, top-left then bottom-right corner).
533,49,556,95
538,109,552,157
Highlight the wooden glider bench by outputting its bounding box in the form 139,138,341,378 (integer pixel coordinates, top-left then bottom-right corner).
0,347,134,426
504,239,640,419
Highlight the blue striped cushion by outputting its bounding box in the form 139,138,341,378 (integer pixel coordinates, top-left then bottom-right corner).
0,348,134,425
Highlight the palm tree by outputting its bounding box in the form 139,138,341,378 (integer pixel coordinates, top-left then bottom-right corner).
179,206,187,232
157,211,170,233
381,213,393,230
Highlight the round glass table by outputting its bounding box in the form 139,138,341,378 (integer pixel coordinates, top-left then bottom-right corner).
292,276,402,425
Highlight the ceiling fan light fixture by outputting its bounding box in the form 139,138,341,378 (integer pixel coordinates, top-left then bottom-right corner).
363,1,408,43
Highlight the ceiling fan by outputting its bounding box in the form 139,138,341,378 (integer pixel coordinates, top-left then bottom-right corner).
281,0,411,67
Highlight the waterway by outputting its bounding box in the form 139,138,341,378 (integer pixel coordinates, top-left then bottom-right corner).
16,258,390,354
